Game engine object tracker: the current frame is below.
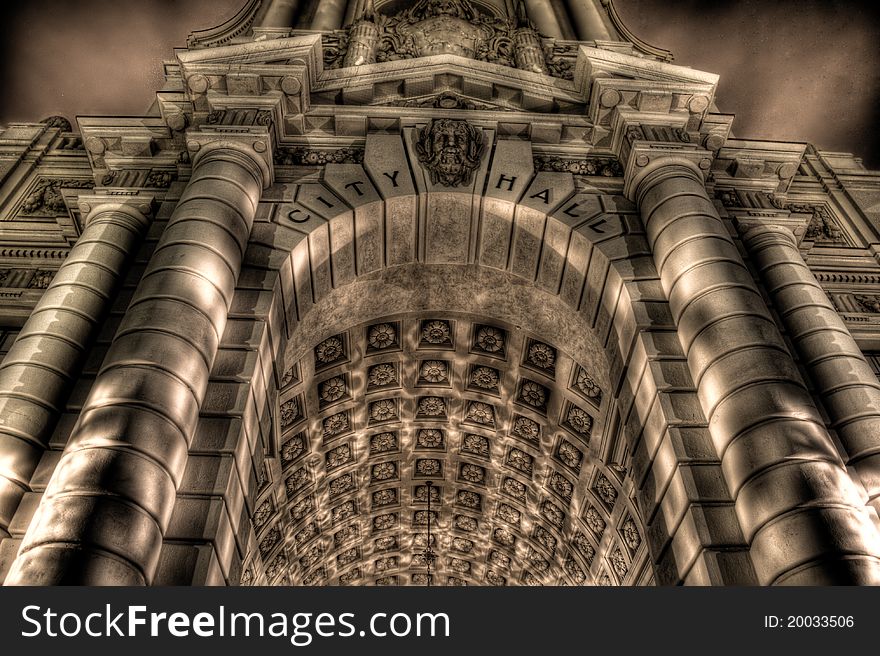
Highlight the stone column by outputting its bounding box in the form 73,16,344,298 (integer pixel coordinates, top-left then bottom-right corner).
310,0,348,30
525,0,565,39
0,197,152,537
564,0,612,41
631,157,880,585
741,223,880,517
5,142,269,585
259,0,302,27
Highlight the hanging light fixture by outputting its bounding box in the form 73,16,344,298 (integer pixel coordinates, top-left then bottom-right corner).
421,480,437,586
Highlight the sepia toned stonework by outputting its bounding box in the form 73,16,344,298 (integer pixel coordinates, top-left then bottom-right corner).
1,0,880,587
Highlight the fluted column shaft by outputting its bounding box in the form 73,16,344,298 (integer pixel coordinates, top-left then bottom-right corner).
742,223,880,516
5,145,264,585
0,201,151,536
635,162,880,585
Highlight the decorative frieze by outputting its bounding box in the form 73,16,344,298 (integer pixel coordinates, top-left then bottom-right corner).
792,204,848,244
717,190,852,245
100,169,175,189
204,108,273,128
715,189,785,209
274,147,364,166
854,295,880,313
0,268,57,289
16,178,94,217
534,155,622,177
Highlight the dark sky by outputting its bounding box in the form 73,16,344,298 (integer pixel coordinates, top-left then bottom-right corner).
1,0,878,167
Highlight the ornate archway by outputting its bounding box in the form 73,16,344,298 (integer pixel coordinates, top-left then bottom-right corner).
185,129,747,587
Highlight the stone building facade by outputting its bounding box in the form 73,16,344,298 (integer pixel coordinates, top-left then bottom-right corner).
1,0,880,586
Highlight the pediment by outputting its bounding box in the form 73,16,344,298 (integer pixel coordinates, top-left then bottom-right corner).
313,54,586,113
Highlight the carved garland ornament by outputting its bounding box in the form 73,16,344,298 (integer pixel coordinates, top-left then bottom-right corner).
855,295,880,313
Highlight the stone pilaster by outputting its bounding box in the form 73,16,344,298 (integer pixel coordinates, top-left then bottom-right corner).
0,196,153,537
5,140,270,585
629,155,880,585
740,222,880,518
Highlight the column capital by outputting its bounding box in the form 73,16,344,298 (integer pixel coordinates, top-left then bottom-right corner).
76,192,156,229
623,141,713,202
186,128,274,189
735,220,798,248
732,210,819,248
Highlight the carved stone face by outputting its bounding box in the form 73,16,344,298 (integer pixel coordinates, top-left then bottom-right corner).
415,118,485,187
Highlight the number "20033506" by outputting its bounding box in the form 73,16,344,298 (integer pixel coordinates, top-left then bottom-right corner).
764,616,854,628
